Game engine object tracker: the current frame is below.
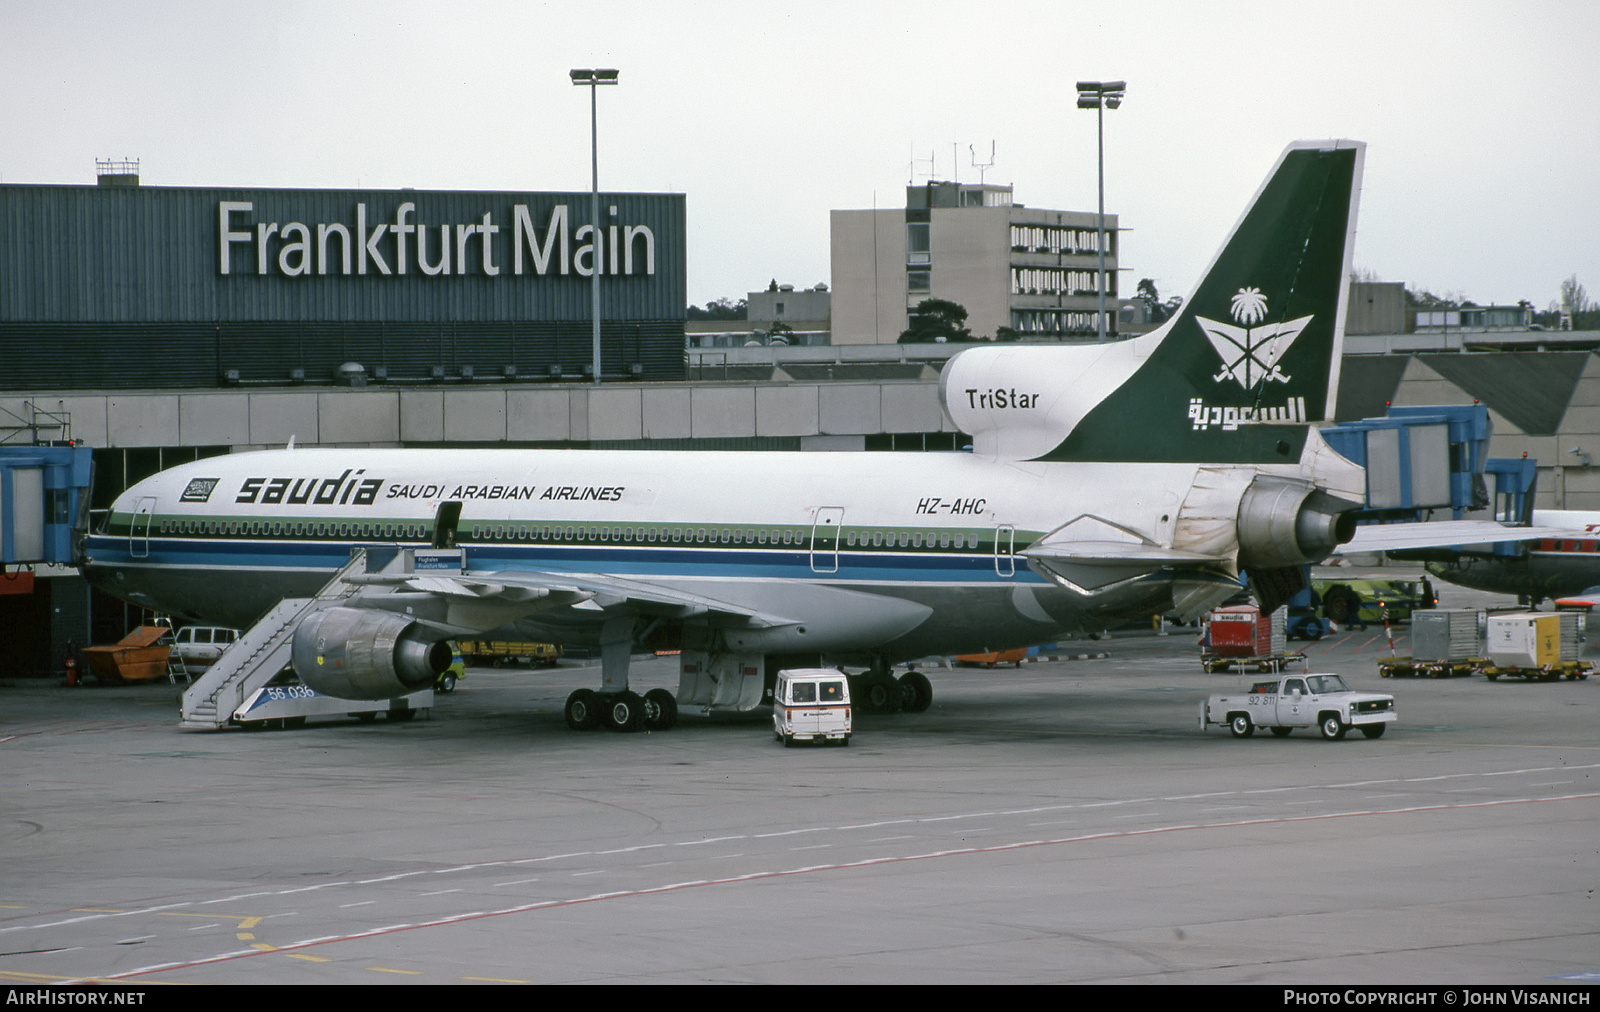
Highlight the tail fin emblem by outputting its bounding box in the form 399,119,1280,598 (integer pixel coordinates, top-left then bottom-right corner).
1198,288,1313,389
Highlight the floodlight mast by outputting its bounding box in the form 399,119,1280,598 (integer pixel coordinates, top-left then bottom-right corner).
1076,80,1124,343
570,68,620,384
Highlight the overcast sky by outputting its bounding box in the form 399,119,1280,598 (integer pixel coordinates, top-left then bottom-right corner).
4,0,1596,311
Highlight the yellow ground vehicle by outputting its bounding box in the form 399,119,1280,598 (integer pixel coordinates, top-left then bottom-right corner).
455,640,561,668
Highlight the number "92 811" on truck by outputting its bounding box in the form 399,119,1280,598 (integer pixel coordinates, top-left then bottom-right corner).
1200,673,1397,741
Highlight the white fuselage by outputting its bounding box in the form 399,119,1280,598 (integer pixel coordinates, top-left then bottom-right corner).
86,446,1229,661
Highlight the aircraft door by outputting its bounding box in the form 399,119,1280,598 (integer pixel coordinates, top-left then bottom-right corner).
130,496,156,559
432,501,462,549
994,523,1016,577
810,507,845,573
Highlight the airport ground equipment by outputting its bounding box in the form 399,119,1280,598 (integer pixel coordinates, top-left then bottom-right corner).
457,639,560,668
1479,611,1590,681
772,667,852,747
1378,608,1482,678
1201,605,1303,674
83,625,173,684
1200,673,1397,740
179,548,439,729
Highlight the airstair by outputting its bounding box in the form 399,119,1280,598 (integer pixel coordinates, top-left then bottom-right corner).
179,549,438,729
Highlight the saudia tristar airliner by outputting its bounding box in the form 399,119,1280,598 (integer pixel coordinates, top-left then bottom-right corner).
84,140,1510,734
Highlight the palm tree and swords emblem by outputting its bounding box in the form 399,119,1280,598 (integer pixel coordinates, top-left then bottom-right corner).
1197,288,1313,389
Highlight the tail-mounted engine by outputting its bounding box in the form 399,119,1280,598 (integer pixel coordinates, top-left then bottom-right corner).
1236,475,1359,570
291,607,452,701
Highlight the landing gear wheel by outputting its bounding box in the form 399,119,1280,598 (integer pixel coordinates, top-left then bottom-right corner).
1360,724,1386,739
607,691,645,732
1320,715,1348,740
1229,713,1254,738
564,688,602,731
642,688,678,731
865,680,900,714
1270,726,1293,737
898,671,934,713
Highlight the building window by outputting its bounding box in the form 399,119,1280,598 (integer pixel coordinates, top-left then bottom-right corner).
907,270,930,294
906,223,930,266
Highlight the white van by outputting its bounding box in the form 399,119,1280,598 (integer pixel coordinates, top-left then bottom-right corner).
772,668,851,747
170,625,241,676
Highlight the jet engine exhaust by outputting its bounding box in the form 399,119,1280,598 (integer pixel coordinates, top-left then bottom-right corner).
290,607,452,700
1236,476,1359,570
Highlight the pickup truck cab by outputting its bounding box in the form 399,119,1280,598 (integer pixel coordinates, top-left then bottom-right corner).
773,668,851,747
1200,673,1396,740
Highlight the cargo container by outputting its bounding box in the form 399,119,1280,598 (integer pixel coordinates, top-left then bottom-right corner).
1480,612,1589,681
1377,608,1481,678
1201,606,1300,673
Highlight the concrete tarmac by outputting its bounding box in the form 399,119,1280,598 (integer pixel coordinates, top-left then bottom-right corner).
1,605,1597,985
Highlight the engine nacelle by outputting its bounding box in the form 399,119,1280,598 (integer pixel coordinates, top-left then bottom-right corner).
1236,475,1359,570
291,607,452,700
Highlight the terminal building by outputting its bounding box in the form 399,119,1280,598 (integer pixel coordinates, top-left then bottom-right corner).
0,163,688,391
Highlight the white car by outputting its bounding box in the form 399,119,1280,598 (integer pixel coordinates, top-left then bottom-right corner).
170,625,241,676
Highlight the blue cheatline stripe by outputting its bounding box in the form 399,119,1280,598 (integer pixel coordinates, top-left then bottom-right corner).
84,534,1049,586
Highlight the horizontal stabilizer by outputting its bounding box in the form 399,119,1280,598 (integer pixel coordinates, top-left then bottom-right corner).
1336,522,1572,555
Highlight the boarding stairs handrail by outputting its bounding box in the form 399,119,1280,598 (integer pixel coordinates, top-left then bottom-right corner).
179,551,376,729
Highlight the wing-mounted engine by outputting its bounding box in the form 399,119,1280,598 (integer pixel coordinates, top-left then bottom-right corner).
290,606,453,701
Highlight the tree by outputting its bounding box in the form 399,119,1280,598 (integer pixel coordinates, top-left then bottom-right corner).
898,298,974,343
685,297,747,321
1135,278,1177,324
1561,275,1591,317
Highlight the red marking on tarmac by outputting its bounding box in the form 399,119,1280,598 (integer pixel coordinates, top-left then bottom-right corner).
91,791,1600,981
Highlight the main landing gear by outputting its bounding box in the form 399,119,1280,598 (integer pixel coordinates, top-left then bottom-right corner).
564,616,682,733
564,687,679,733
850,658,934,715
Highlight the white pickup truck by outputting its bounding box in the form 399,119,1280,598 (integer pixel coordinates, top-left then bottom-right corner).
1200,673,1397,740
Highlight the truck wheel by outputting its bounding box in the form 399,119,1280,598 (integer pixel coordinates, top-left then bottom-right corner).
1320,715,1347,740
1229,714,1254,738
1360,724,1386,739
1270,726,1292,737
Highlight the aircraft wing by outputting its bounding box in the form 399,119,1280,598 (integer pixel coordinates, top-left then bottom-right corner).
1335,521,1573,555
348,566,795,632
